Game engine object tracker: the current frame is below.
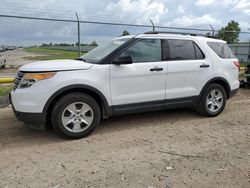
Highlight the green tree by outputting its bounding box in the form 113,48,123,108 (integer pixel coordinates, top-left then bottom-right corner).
217,20,241,44
121,30,130,36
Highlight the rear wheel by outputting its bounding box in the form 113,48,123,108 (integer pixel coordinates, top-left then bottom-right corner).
196,83,227,117
51,93,101,139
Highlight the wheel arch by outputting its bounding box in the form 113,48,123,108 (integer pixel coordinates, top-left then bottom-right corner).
43,84,112,126
198,77,231,102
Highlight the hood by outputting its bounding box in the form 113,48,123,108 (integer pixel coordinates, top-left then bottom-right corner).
19,59,93,72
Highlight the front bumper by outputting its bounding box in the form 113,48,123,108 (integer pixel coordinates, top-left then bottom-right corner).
10,93,46,130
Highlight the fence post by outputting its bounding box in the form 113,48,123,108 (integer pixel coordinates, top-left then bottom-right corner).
209,24,215,36
150,19,155,32
75,12,81,57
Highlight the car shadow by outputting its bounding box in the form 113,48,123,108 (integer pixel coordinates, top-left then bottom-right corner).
0,107,202,149
95,108,201,135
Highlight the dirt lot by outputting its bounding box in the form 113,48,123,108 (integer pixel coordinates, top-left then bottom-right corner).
0,89,249,188
0,49,38,77
0,49,41,67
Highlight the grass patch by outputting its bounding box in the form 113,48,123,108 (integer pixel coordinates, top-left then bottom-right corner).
23,47,80,60
0,85,13,96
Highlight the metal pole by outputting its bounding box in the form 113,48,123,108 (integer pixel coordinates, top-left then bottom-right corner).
75,12,81,57
209,24,215,36
150,19,155,32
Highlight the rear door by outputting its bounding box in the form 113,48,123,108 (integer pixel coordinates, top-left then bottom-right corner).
164,39,213,99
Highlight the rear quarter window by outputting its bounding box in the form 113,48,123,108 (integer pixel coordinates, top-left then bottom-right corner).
207,42,236,59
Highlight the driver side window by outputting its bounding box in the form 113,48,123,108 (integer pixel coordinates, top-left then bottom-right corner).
118,39,161,63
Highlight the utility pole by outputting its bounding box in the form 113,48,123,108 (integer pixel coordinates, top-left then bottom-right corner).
150,19,155,32
76,12,81,57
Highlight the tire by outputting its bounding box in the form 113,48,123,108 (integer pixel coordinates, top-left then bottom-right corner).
51,92,101,139
196,83,227,117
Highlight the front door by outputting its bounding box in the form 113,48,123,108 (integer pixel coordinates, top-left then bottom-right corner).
110,39,167,106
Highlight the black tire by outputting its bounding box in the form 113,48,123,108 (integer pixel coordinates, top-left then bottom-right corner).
51,92,101,139
196,83,227,117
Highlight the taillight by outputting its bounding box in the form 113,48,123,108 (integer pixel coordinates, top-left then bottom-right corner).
233,60,240,70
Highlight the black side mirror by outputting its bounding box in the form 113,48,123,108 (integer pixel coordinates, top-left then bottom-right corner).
112,55,133,65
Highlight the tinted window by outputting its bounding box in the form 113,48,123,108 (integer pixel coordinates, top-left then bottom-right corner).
168,40,196,60
208,42,235,59
119,39,161,63
194,43,205,59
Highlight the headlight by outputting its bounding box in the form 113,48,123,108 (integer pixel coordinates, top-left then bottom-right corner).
19,72,56,88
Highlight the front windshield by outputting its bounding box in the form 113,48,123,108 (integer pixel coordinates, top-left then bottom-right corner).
80,38,130,63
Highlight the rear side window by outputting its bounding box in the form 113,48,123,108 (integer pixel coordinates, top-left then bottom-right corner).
194,43,205,59
207,42,235,59
167,40,205,60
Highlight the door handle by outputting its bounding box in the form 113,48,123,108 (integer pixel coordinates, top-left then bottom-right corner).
200,64,210,68
150,67,163,72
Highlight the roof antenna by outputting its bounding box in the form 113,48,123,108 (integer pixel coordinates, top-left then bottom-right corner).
209,24,215,36
150,19,155,32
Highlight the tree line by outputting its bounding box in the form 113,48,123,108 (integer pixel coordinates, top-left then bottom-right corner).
41,41,98,47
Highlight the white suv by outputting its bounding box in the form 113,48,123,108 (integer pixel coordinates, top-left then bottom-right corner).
10,32,240,138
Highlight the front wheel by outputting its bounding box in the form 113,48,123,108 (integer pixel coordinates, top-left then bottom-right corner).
196,83,227,117
51,93,101,139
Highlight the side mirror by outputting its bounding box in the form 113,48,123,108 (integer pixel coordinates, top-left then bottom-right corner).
112,55,133,65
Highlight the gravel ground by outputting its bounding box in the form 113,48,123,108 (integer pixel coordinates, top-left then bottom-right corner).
0,89,249,188
0,49,39,77
0,49,38,67
0,68,18,77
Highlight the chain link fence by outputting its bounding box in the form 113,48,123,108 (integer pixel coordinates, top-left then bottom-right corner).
0,14,249,66
229,42,250,66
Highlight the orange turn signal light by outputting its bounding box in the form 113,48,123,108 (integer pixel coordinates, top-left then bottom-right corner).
23,72,56,81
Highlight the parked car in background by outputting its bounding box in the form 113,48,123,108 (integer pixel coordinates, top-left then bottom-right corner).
10,32,240,139
0,55,6,68
244,64,250,85
2,46,8,51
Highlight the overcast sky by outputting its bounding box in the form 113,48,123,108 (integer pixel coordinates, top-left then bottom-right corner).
0,0,249,45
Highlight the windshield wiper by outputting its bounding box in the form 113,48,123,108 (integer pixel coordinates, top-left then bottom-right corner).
75,57,86,62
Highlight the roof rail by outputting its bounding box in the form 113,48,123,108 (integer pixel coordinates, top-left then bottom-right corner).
144,31,217,38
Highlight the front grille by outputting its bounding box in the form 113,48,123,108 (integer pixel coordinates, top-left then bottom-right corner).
13,71,25,90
